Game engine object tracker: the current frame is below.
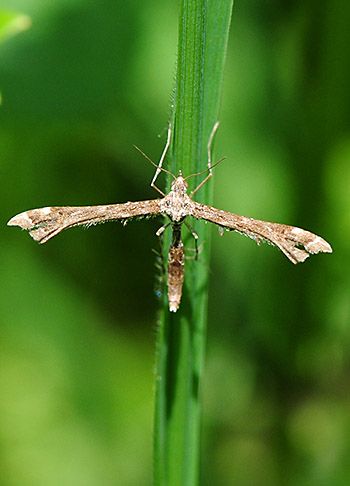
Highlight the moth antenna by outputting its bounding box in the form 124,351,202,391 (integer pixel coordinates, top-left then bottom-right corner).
184,156,226,181
133,145,176,180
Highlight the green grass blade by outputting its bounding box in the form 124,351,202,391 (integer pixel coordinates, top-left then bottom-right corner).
154,0,234,485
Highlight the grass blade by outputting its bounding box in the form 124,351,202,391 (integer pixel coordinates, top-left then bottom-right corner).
154,1,234,484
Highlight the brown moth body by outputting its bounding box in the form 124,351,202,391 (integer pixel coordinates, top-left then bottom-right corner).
167,225,185,312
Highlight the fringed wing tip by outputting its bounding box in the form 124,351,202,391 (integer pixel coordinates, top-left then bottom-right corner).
7,209,55,243
281,233,332,264
7,211,34,229
305,236,332,255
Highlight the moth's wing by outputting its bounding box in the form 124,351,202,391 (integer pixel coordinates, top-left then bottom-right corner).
190,201,332,264
8,199,162,244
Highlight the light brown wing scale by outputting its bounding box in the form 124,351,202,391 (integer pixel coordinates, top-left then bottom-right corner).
7,200,162,244
189,201,332,264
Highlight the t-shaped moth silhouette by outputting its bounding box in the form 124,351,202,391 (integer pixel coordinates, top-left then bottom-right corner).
8,123,332,311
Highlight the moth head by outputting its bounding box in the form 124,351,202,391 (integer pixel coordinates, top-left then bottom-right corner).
171,171,188,194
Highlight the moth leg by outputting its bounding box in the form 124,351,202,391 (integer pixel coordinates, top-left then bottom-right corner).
207,121,220,172
155,220,170,271
152,243,166,300
153,221,171,281
184,221,199,259
156,221,171,237
184,241,205,261
151,122,172,193
189,121,219,197
152,243,166,276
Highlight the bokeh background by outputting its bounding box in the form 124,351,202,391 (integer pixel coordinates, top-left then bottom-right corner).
1,1,349,485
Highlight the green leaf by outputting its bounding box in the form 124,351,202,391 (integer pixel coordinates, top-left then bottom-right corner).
153,0,234,484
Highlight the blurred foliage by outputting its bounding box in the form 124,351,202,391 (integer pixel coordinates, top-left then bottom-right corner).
0,9,31,103
0,10,31,44
0,0,348,485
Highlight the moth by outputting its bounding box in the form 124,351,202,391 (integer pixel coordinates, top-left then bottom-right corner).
8,123,332,311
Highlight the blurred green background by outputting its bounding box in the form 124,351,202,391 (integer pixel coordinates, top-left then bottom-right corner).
0,1,349,485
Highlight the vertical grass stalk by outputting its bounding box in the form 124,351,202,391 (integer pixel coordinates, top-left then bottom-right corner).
154,1,234,484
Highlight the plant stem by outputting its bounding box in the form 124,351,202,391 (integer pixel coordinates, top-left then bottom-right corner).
154,1,234,484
